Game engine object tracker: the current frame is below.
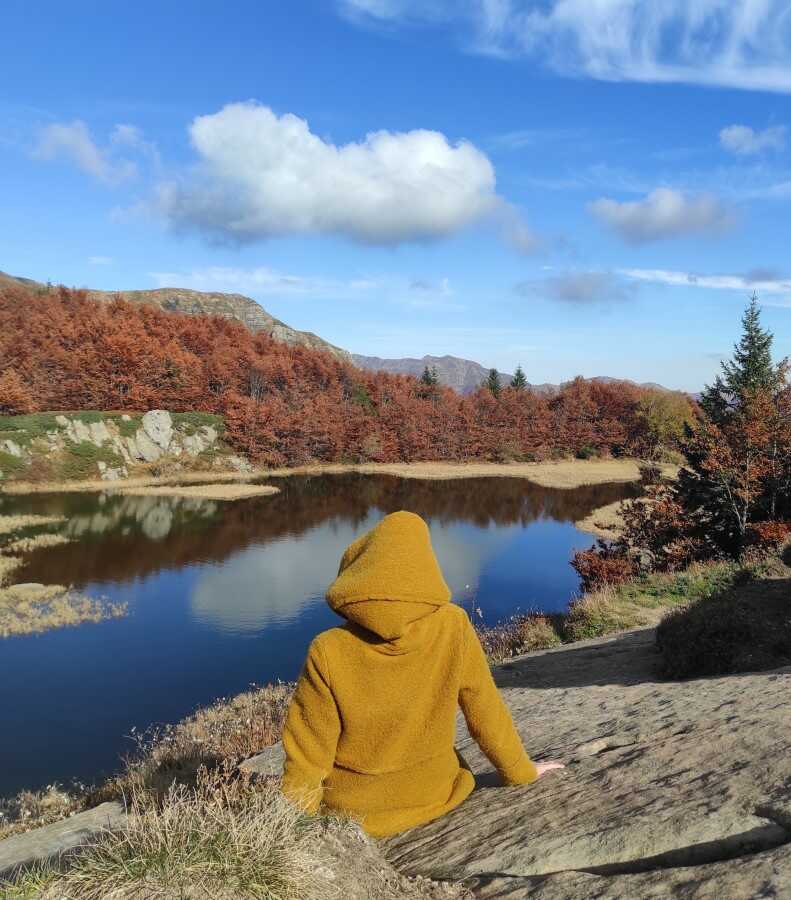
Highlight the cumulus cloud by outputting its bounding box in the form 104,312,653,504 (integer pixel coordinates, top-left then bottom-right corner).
588,188,734,244
339,1,791,94
33,120,137,185
719,124,786,155
158,101,526,248
516,271,636,305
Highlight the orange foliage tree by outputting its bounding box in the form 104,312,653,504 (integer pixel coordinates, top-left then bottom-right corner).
1,283,672,466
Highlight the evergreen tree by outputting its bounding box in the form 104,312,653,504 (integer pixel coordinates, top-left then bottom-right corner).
420,366,436,387
430,365,439,386
511,365,528,390
486,368,501,397
700,294,781,424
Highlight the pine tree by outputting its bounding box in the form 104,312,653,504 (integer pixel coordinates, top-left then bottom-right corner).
486,368,501,397
701,294,781,424
511,365,528,390
420,366,438,387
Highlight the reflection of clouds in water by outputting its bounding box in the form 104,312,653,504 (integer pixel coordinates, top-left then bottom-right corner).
190,512,518,635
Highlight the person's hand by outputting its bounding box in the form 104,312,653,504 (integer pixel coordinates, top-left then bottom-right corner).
535,761,565,778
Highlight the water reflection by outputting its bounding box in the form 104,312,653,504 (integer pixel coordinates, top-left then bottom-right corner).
7,474,636,592
0,474,639,797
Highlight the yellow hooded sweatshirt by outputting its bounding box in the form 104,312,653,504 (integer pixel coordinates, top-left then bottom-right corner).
281,510,538,838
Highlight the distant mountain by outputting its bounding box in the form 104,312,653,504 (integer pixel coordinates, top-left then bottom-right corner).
0,270,352,364
353,354,680,396
353,354,515,395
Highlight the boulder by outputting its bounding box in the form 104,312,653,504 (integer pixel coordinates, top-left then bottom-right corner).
141,410,173,452
0,439,23,458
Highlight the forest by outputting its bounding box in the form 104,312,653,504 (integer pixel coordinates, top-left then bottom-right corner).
0,283,694,467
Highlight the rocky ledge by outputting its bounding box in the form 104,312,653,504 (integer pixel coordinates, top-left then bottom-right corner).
0,410,250,482
246,626,791,898
5,627,790,897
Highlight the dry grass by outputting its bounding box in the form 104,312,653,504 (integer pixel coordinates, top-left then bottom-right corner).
1,470,262,495
262,459,679,489
4,458,679,495
0,785,84,841
7,770,345,900
0,554,22,585
117,484,280,502
574,500,626,540
3,532,71,554
0,514,65,535
0,583,128,638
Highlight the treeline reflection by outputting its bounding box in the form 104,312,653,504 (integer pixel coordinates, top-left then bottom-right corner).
13,474,638,588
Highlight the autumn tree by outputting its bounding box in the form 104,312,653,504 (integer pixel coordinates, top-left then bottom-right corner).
636,390,695,459
0,368,35,415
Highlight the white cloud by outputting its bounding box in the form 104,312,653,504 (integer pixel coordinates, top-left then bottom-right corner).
588,188,734,243
339,1,791,94
159,101,527,248
33,120,137,185
719,124,786,155
88,256,113,266
620,267,791,299
516,271,636,304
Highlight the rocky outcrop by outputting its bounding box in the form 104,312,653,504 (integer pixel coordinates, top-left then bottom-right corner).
0,411,248,483
246,627,791,898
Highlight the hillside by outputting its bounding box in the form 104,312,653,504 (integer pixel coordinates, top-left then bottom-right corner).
0,271,351,364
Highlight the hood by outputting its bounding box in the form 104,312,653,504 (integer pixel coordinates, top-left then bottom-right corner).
326,511,451,642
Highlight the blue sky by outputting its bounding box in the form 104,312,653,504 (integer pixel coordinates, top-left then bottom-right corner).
3,1,791,390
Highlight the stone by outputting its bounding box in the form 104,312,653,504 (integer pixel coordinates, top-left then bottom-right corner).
0,802,125,881
245,628,791,898
87,420,112,446
0,440,22,458
141,410,173,452
125,432,163,463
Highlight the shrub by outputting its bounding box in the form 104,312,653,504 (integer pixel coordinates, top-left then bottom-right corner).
571,542,635,592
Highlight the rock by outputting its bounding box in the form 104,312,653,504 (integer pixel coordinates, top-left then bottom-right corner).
125,432,162,463
87,420,112,446
0,802,125,881
380,628,791,898
247,628,791,897
141,410,173,452
55,415,70,428
0,439,23,458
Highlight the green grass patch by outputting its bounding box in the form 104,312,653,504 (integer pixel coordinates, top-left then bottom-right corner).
172,412,224,435
0,451,27,478
477,560,745,662
56,442,124,481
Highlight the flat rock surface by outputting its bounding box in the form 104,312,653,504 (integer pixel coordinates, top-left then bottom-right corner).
382,628,791,899
0,801,125,879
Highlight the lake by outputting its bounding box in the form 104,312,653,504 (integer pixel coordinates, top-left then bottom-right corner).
0,473,638,797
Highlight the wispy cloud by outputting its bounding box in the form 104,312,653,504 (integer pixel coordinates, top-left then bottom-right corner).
720,124,786,155
339,1,791,94
31,120,160,186
88,256,113,266
589,188,734,244
148,266,344,297
620,267,791,301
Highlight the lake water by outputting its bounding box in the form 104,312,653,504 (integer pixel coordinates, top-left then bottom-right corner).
0,473,638,797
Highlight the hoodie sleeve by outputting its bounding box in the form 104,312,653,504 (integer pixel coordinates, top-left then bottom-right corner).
281,638,341,813
458,617,538,785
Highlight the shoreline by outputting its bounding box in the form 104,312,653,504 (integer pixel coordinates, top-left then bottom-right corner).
1,457,677,496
